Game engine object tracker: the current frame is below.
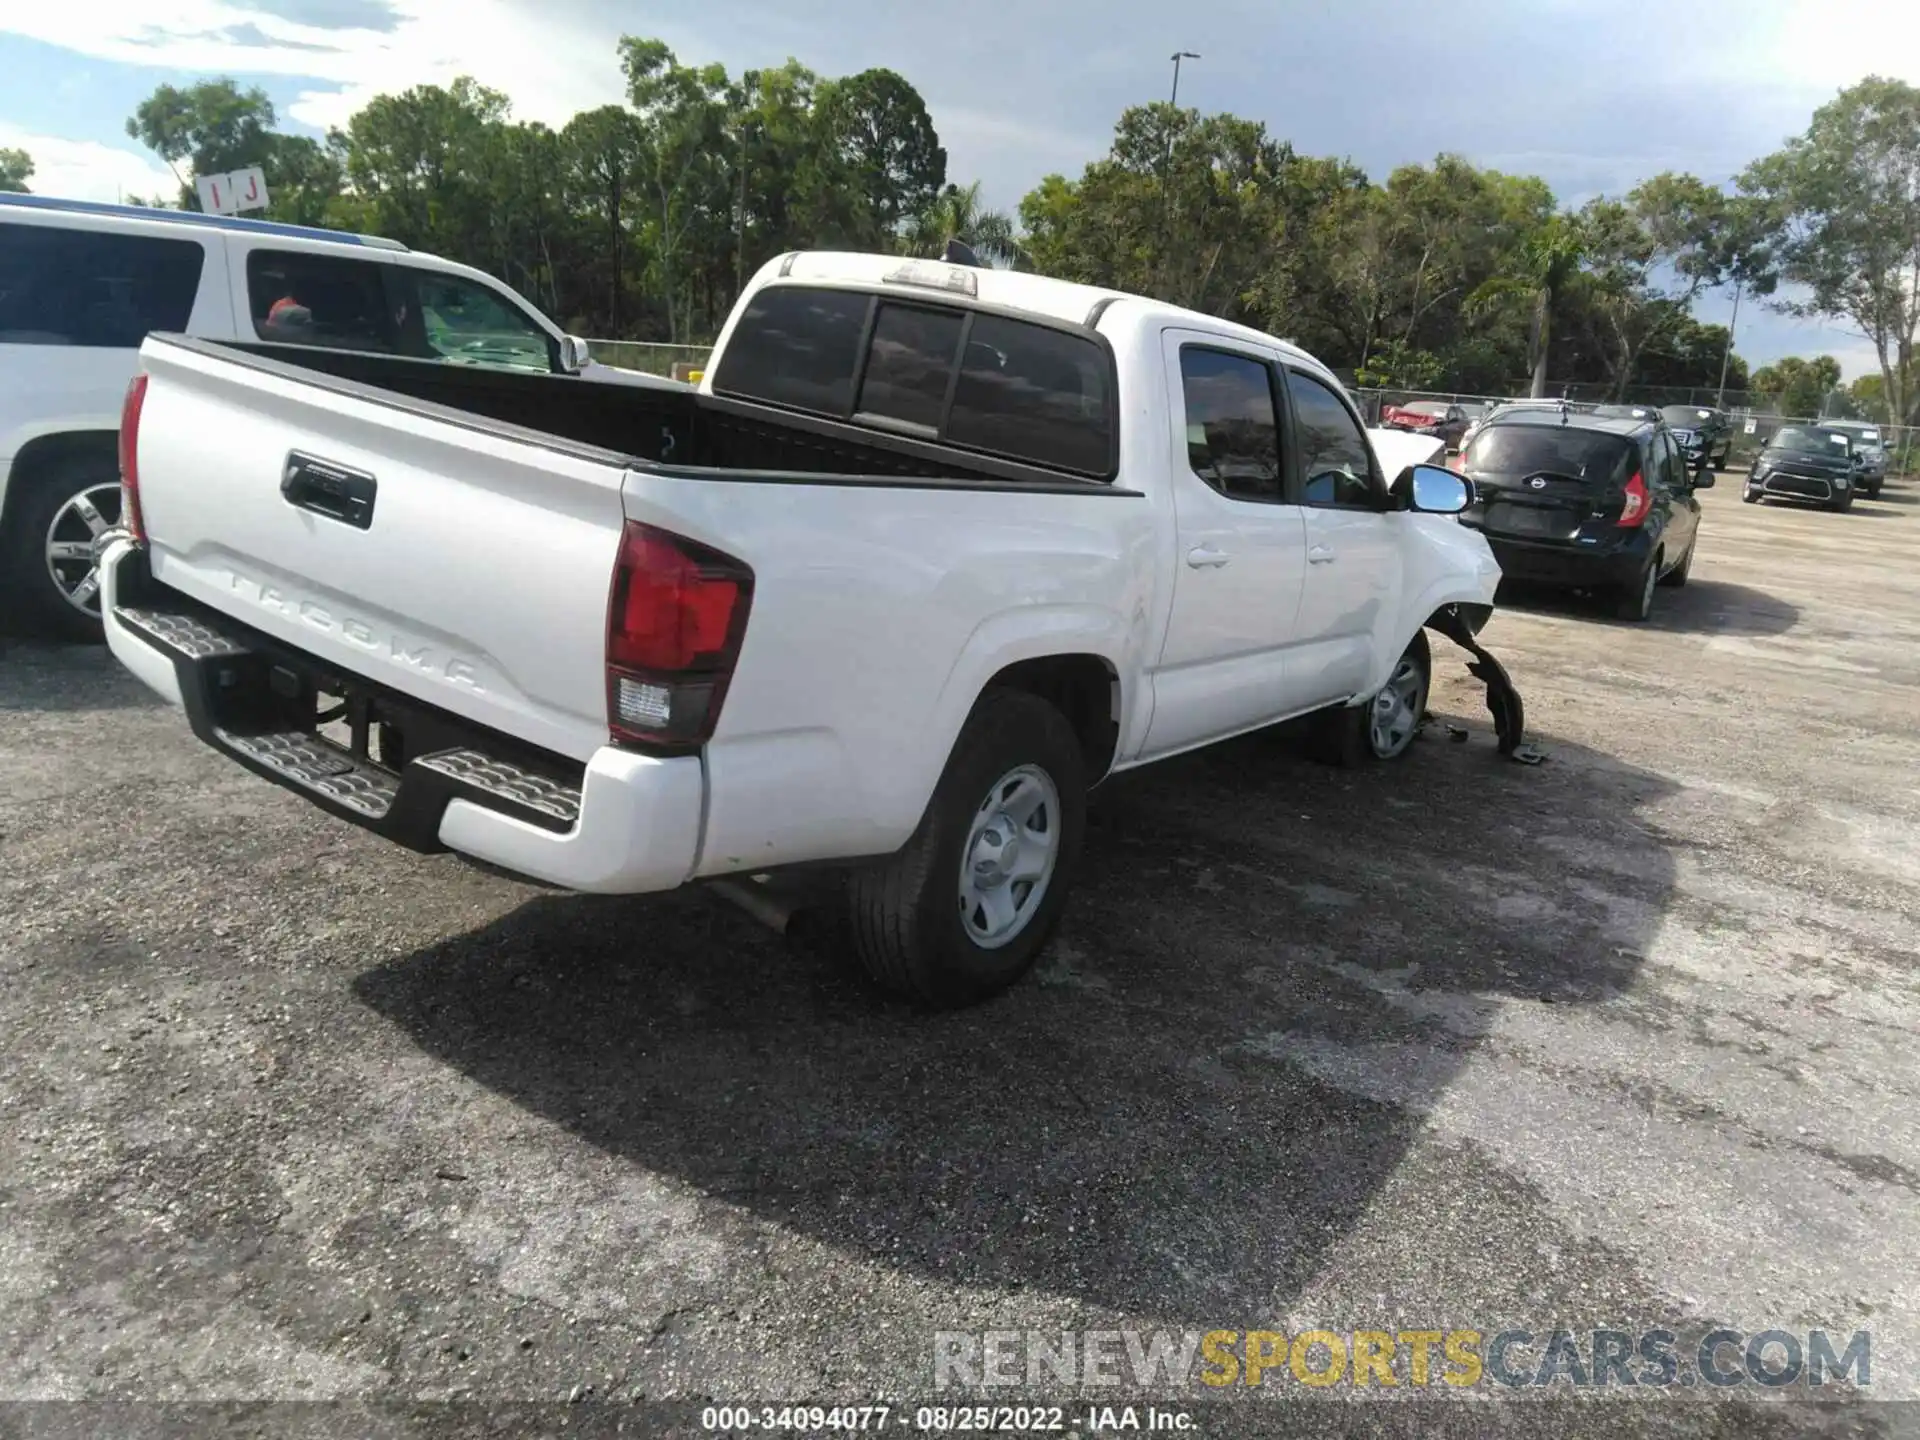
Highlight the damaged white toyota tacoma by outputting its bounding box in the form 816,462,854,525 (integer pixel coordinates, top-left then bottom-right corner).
100,249,1521,1006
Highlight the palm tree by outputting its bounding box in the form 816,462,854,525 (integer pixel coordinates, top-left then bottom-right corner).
1467,217,1583,397
905,180,1029,269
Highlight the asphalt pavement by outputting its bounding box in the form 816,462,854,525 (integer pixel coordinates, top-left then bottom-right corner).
2,474,1916,1438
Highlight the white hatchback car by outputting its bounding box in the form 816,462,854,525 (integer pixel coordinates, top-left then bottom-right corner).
0,192,674,638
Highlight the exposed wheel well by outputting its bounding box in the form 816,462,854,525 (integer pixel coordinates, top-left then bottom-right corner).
1,431,118,540
984,654,1120,782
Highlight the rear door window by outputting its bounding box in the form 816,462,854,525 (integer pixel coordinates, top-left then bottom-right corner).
1178,347,1282,502
711,285,1115,478
248,249,401,354
0,222,205,347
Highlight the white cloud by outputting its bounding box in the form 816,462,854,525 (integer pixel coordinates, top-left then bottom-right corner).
6,0,633,133
0,124,178,203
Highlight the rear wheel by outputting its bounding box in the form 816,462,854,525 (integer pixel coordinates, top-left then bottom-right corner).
3,460,118,642
1616,556,1658,622
847,688,1086,1008
1658,538,1694,587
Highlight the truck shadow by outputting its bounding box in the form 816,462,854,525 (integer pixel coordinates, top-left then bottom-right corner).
0,638,165,713
352,720,1679,1325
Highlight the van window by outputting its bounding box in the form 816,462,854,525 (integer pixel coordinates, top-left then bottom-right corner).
410,271,555,373
712,284,1115,478
247,249,401,354
0,223,204,347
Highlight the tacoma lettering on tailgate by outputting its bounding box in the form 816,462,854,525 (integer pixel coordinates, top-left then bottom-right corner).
225,570,487,691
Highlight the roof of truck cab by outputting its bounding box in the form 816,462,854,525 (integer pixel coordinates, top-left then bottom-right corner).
773,251,1332,375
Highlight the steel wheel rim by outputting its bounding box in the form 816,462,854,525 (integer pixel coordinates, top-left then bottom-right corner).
1369,654,1424,758
958,763,1061,950
45,482,120,617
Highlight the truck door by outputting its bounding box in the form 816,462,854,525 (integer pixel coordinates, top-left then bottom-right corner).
1142,332,1313,758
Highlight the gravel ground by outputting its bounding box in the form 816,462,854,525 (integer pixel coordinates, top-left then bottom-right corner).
2,473,1917,1439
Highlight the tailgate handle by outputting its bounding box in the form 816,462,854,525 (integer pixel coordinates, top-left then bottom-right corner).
282,452,376,531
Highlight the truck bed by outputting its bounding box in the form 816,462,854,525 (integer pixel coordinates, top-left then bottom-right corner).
216,339,1081,488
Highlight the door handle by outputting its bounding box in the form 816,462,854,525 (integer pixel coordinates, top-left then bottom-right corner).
1308,544,1336,564
1186,545,1231,569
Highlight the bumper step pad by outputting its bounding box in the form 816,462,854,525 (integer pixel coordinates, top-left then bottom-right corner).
113,586,584,845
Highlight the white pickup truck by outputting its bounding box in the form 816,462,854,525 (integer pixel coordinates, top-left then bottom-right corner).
101,250,1520,1006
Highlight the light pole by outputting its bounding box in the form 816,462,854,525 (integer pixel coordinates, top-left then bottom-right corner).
1169,51,1199,108
1715,280,1742,409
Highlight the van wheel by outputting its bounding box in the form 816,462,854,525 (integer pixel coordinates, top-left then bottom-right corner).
1314,631,1431,766
847,688,1086,1008
4,461,117,643
1617,557,1658,622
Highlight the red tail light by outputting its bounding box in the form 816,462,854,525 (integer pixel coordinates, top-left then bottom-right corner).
119,373,149,543
605,522,753,747
1617,471,1649,527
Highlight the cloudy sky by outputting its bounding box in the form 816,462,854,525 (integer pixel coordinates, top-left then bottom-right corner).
6,0,1919,376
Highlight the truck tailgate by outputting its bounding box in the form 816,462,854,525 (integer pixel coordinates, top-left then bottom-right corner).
132,336,631,762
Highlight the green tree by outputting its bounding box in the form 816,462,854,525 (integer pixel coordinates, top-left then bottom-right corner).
0,146,31,193
910,180,1023,266
1576,173,1733,399
562,106,646,333
1751,354,1843,417
619,36,729,343
1742,77,1920,426
817,68,945,249
126,79,278,207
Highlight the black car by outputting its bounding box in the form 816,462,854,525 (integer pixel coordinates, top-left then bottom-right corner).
1659,405,1732,471
1744,425,1863,512
1458,407,1712,621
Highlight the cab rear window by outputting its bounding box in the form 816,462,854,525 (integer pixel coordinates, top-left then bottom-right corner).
712,284,1114,478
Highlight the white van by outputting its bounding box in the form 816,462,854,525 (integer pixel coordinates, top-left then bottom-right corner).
0,193,673,638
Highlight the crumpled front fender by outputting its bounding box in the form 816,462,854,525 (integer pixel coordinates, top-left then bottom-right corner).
1424,603,1542,764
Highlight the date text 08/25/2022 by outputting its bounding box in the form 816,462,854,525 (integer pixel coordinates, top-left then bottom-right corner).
699,1405,1192,1432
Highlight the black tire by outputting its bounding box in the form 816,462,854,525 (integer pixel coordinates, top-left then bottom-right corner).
847,688,1087,1008
1831,492,1854,513
1866,481,1883,500
1742,487,1761,505
2,459,118,643
1616,555,1658,622
1658,538,1694,588
1312,630,1431,767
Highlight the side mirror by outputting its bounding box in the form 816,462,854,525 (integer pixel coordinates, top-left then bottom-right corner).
559,334,592,373
1403,462,1472,514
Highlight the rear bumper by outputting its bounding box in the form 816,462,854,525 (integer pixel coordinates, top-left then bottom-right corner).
101,539,704,895
1469,530,1651,589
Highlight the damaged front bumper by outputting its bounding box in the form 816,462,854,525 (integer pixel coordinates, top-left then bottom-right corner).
1424,604,1542,764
